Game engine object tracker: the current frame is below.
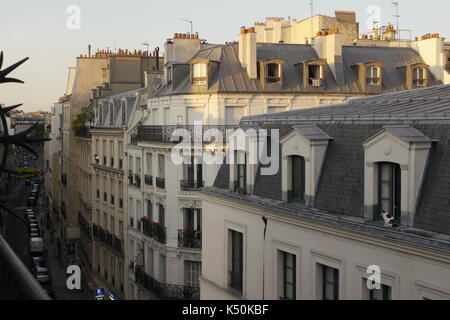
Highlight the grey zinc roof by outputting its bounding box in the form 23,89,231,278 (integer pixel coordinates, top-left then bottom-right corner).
156,43,441,96
211,85,450,236
379,125,432,143
242,84,450,122
284,125,333,140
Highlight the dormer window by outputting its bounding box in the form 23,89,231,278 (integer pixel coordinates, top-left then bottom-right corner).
413,67,426,86
366,66,380,85
266,63,281,83
167,66,173,86
235,151,247,193
192,63,207,85
109,102,114,126
121,100,126,126
379,162,401,223
308,65,323,86
290,156,305,202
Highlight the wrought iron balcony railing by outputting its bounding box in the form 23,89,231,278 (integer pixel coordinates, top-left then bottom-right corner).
74,126,92,139
144,175,153,186
178,229,202,249
78,212,91,239
142,220,167,244
134,265,199,300
155,177,165,189
180,180,204,191
134,174,141,189
137,125,236,144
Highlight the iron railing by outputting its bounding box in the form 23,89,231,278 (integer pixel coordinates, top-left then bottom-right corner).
134,265,199,300
180,180,204,191
178,229,202,249
137,125,236,144
142,220,167,244
155,177,165,189
74,126,92,139
144,175,153,186
78,212,91,239
0,234,51,300
92,224,123,254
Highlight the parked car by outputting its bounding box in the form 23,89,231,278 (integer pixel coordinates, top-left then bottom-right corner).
26,215,36,222
31,256,46,268
29,237,44,254
30,233,41,239
29,227,40,235
27,196,37,206
33,267,50,284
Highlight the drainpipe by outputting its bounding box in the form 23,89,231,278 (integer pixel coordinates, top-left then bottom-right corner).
262,216,268,300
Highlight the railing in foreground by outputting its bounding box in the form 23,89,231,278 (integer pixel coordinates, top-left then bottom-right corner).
0,234,51,300
134,265,199,300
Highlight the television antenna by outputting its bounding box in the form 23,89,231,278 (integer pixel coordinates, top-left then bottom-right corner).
180,18,194,35
391,1,401,36
141,42,150,53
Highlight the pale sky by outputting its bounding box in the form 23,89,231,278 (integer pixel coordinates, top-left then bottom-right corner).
0,0,449,112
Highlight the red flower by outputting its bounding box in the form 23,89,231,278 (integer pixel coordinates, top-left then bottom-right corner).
140,216,148,222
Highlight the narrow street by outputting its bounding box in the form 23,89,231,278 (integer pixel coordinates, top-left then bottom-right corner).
4,146,90,300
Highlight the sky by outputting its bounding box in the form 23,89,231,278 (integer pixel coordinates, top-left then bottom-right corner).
0,0,449,112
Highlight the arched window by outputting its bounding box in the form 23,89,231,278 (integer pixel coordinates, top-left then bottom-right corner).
290,155,305,202
378,162,401,222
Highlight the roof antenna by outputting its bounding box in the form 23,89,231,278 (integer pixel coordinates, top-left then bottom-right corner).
180,18,194,35
391,1,401,39
309,0,314,43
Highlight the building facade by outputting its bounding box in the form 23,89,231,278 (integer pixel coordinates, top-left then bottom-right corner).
200,85,450,300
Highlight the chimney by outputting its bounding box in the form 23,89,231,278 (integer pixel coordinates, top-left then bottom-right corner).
313,30,345,86
88,44,91,57
239,27,257,79
412,34,450,83
165,33,201,65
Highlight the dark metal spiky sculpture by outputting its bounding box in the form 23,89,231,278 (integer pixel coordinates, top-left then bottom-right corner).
0,52,49,224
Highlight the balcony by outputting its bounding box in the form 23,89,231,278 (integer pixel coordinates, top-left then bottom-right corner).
134,265,199,300
93,224,124,255
74,126,92,139
180,180,204,191
137,125,234,144
144,175,153,186
178,229,202,249
155,177,165,189
78,213,91,239
142,220,167,244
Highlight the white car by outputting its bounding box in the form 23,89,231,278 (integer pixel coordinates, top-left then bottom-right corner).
34,267,50,284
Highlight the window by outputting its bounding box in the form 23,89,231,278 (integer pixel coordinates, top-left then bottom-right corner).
290,156,305,202
109,102,114,126
158,204,165,226
147,200,153,221
369,284,392,300
366,66,380,85
413,68,426,86
121,101,126,125
320,265,339,300
146,153,152,175
147,247,154,276
166,66,173,85
159,255,166,283
185,261,202,287
235,151,247,192
266,63,281,83
110,141,114,167
378,162,401,222
192,63,207,85
279,251,296,300
308,65,322,86
158,154,165,178
228,230,243,294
